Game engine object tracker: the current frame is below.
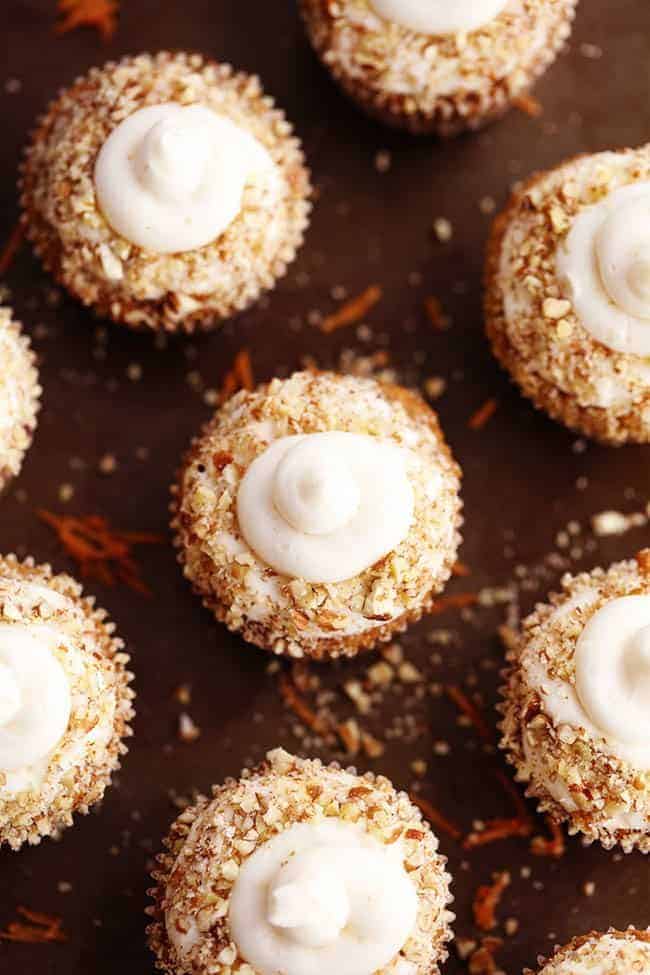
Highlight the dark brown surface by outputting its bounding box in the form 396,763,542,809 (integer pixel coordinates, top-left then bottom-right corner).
2,1,650,972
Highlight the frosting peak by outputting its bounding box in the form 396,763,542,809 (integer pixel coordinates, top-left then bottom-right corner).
236,432,415,583
227,819,418,975
267,853,350,948
575,595,650,749
94,103,275,254
370,0,507,35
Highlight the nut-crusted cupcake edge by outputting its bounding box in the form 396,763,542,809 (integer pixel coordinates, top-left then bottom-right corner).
299,0,577,136
0,554,135,851
146,748,454,975
170,372,463,661
19,51,312,334
498,551,650,854
0,307,41,493
484,150,650,445
526,928,650,975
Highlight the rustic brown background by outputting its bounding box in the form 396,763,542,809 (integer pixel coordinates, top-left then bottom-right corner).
2,1,650,972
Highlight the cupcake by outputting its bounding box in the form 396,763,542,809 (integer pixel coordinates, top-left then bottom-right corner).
499,549,650,853
147,748,454,975
299,0,577,136
0,555,134,850
171,371,462,660
21,52,311,333
0,307,40,493
529,930,650,975
486,145,650,444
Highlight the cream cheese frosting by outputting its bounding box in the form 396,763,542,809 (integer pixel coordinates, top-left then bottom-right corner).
236,432,416,584
523,592,650,770
369,0,508,35
226,820,418,975
0,623,71,774
94,103,275,254
556,182,650,356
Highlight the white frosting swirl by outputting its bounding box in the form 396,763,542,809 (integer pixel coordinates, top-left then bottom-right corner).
0,622,71,773
236,432,415,583
370,0,507,34
556,182,650,355
94,103,274,254
575,595,650,750
228,820,418,975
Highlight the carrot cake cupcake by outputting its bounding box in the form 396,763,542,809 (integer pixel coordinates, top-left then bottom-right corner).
147,748,454,975
0,555,134,850
21,52,311,333
299,0,578,136
530,929,650,975
500,549,650,853
486,145,650,444
0,307,40,493
171,371,462,660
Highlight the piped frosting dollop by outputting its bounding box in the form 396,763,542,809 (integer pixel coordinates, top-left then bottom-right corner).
94,103,275,254
236,432,415,583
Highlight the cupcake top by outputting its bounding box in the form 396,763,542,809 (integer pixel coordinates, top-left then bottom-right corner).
501,550,650,850
533,930,650,975
149,748,453,975
0,555,133,850
173,371,462,657
490,146,650,419
21,52,311,332
300,0,575,123
0,307,40,490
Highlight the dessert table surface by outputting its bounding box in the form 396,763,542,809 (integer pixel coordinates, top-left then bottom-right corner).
2,1,650,972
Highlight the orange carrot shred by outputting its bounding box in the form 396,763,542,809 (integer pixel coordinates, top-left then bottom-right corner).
37,510,162,596
468,398,498,431
473,871,511,932
278,674,330,736
531,816,566,858
55,0,119,41
494,769,533,825
0,221,25,278
429,592,479,616
468,937,504,975
411,795,463,841
513,92,543,118
464,816,532,849
423,296,448,331
219,348,255,404
321,285,382,333
451,561,471,577
446,685,494,744
0,907,67,943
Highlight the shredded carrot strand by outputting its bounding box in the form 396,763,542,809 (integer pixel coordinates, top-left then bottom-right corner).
219,348,255,404
411,795,463,841
423,296,447,331
513,92,543,118
468,398,498,431
451,561,471,577
321,285,382,333
472,871,510,932
278,674,330,736
429,592,478,616
0,907,67,943
464,816,532,849
37,510,162,596
446,685,494,744
531,816,566,858
55,0,119,41
0,221,25,277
